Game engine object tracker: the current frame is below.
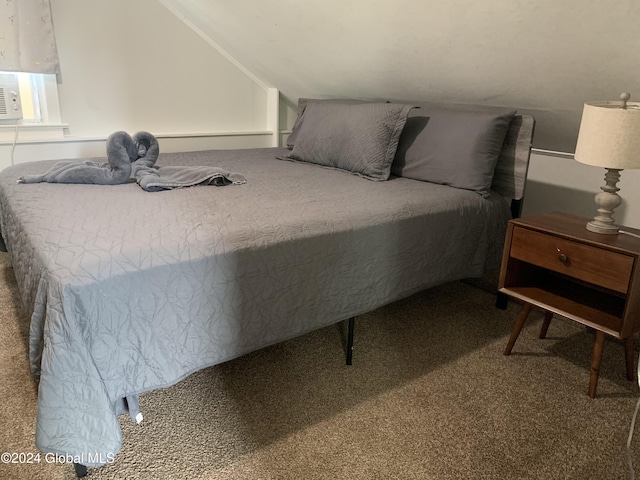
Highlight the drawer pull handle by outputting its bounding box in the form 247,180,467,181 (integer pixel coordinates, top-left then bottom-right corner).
558,253,568,263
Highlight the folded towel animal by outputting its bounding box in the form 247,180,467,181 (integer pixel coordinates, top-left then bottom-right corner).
17,130,246,191
18,131,156,185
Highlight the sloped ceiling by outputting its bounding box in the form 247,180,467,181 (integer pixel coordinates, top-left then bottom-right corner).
159,0,640,153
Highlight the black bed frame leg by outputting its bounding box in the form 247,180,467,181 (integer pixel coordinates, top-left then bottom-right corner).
74,463,88,478
346,317,355,365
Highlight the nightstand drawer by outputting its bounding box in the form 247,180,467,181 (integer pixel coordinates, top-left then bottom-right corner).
510,226,634,294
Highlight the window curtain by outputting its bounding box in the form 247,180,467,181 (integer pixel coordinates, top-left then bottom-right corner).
0,0,59,74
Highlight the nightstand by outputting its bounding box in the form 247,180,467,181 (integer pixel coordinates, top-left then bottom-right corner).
498,211,640,398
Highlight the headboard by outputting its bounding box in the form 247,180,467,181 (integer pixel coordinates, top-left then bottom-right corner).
491,115,536,218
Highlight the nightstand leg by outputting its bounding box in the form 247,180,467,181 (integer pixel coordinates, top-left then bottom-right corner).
624,337,636,382
503,302,532,355
588,331,605,398
539,311,553,339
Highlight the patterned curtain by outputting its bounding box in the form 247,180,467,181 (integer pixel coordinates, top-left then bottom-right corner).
0,0,59,74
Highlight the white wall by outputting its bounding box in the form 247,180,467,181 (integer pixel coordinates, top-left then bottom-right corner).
52,0,269,137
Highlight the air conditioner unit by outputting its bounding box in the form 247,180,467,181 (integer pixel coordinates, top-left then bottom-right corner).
0,73,23,122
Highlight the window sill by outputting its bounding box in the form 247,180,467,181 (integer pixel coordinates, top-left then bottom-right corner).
0,123,69,144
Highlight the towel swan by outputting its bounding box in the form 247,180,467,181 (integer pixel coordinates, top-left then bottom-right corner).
18,131,158,185
17,130,245,191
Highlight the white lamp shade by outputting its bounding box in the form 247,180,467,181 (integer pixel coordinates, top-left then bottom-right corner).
574,100,640,169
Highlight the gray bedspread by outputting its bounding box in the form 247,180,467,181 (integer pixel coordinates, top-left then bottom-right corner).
0,147,510,465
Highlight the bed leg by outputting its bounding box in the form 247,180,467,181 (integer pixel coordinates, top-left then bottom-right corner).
346,317,355,365
74,463,88,478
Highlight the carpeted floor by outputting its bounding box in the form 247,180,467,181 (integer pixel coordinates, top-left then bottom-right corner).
1,251,639,480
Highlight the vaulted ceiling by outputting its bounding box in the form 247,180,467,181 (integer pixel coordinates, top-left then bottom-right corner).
159,0,640,153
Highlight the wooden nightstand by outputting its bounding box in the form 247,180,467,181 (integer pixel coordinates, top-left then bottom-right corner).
498,211,640,397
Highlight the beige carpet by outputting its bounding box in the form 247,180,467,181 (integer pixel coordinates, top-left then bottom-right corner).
0,250,639,480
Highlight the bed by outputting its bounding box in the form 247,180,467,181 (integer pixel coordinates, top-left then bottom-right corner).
0,100,534,469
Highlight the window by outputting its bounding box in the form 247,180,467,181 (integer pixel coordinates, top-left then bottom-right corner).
15,73,40,121
0,71,62,124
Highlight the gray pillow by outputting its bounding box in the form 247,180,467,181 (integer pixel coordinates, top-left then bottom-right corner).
391,107,516,194
287,98,376,149
285,102,415,181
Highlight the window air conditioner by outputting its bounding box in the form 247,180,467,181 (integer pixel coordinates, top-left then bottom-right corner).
0,73,23,122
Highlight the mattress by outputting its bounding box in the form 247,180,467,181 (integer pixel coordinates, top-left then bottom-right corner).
0,147,511,464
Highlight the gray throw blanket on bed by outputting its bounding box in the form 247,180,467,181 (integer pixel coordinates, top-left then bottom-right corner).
17,131,245,191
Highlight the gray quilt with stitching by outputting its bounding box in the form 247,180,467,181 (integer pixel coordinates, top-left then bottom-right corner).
0,147,510,465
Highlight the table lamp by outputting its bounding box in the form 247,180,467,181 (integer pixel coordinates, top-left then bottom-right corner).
574,93,640,234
